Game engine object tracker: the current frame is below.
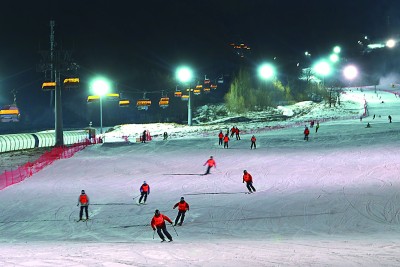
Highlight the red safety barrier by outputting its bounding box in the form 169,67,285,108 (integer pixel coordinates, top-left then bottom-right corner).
0,138,95,191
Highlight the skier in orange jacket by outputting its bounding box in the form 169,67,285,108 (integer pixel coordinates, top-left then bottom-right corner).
250,135,256,149
203,156,216,175
173,197,190,226
243,170,256,193
77,190,90,221
138,181,150,204
151,209,173,242
223,134,230,149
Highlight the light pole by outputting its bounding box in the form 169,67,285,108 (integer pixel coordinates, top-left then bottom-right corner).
92,78,111,134
176,66,193,126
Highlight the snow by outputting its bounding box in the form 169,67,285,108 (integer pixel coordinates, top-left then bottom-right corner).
1,85,400,266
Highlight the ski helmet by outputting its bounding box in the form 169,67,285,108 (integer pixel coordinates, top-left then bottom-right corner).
180,197,184,200
81,190,85,194
243,170,247,173
155,209,160,215
143,181,146,184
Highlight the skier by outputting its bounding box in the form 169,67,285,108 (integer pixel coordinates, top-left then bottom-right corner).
230,126,235,138
151,209,173,242
243,170,256,193
235,127,241,140
304,126,310,141
163,132,168,140
203,156,216,175
138,181,150,204
223,134,230,149
173,197,190,226
218,130,224,146
141,130,146,143
315,122,320,133
250,135,256,149
77,190,90,221
388,115,392,123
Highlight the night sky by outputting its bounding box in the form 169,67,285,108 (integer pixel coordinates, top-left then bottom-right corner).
0,0,399,132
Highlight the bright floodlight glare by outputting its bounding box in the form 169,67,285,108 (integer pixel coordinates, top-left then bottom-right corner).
314,61,331,76
176,67,193,83
329,54,339,63
343,65,358,80
333,46,341,54
92,78,111,96
386,39,396,48
258,63,275,80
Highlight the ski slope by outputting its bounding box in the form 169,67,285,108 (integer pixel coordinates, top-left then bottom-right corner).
1,86,400,266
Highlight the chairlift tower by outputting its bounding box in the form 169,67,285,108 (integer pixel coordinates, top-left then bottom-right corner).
37,20,79,146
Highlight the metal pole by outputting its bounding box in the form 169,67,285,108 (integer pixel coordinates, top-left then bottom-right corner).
100,96,103,134
55,71,64,146
188,83,192,126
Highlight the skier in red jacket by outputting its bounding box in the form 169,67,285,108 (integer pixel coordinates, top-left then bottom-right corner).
218,130,224,146
223,134,230,149
151,209,173,242
304,126,310,141
173,197,190,226
243,170,256,193
203,156,216,175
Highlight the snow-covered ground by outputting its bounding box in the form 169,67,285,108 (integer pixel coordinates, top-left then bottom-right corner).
1,85,400,266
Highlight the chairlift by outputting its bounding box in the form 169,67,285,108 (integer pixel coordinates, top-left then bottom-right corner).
204,75,210,84
218,76,224,84
181,95,189,101
174,86,182,97
42,81,56,91
63,78,79,89
119,99,130,107
159,97,169,108
137,93,151,110
193,88,201,95
87,95,100,103
105,93,120,101
0,104,20,122
203,87,211,93
210,84,218,90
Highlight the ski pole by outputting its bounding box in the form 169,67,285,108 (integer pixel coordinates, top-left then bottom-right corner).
171,223,179,236
132,194,141,200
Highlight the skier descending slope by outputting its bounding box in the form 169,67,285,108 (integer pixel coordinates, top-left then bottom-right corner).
151,209,173,242
138,181,150,204
173,197,190,226
77,190,90,221
243,170,256,193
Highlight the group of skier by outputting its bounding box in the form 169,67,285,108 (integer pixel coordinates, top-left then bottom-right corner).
218,128,257,149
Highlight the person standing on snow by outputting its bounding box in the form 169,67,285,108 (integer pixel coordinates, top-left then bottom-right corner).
218,130,224,146
77,190,90,221
138,181,150,204
304,126,310,141
230,126,236,138
388,115,392,123
243,170,256,193
250,135,256,149
223,134,230,149
173,197,190,226
315,122,320,133
141,130,146,143
151,209,173,242
235,127,241,140
203,156,216,175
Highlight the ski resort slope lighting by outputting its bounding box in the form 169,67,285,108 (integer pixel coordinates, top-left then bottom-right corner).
343,65,358,80
333,46,341,54
91,77,111,134
313,61,331,77
258,63,275,80
329,54,339,63
386,39,396,48
176,66,193,83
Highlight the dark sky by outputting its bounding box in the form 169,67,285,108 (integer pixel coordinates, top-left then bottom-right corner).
0,0,399,130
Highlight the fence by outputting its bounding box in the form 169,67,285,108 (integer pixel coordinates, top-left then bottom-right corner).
0,139,93,191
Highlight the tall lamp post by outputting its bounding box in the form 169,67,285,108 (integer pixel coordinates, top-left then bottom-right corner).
92,78,111,134
176,66,193,126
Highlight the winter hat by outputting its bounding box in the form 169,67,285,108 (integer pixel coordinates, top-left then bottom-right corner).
143,181,147,184
155,209,160,215
81,190,85,194
180,197,184,200
210,156,213,158
243,170,247,173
